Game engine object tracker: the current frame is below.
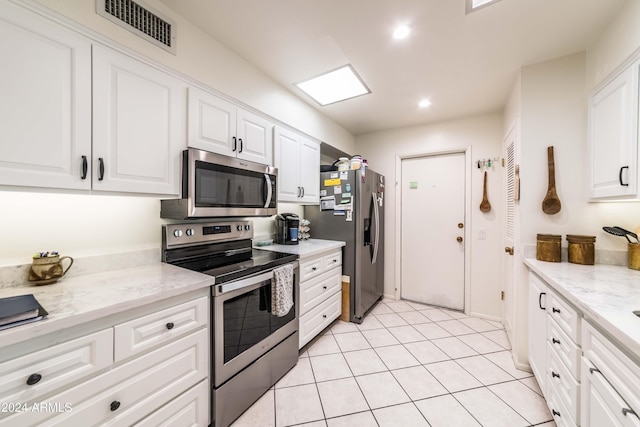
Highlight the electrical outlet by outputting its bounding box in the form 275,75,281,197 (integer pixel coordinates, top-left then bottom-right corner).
478,229,486,240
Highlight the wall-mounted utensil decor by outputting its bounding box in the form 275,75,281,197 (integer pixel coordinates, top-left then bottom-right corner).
542,146,561,214
480,171,491,212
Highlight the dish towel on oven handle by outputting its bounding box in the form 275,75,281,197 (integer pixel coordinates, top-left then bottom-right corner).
272,264,294,317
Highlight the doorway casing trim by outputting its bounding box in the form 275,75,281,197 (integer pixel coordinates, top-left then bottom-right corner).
394,147,472,314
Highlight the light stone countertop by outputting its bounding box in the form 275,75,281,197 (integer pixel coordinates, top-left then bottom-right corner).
0,262,213,348
255,239,345,259
524,258,640,361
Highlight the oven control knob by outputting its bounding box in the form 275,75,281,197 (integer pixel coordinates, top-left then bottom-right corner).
236,225,243,231
186,228,194,236
244,225,251,231
173,229,183,238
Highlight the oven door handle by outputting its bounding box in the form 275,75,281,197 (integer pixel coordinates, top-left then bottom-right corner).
264,174,273,208
216,269,275,295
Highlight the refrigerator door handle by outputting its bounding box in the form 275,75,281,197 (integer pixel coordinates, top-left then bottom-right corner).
372,192,380,264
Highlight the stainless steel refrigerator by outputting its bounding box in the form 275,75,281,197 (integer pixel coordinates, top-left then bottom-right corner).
304,169,385,323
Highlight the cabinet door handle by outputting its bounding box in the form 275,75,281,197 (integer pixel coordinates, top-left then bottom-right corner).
323,286,327,290
110,401,121,412
589,367,601,375
232,136,237,152
98,158,105,181
166,322,175,330
619,166,629,186
551,371,560,378
238,138,243,153
322,314,327,318
552,307,560,314
552,409,561,417
297,187,301,197
552,338,561,345
623,408,637,417
312,267,317,271
538,292,546,310
81,156,88,180
26,373,42,386
301,187,305,197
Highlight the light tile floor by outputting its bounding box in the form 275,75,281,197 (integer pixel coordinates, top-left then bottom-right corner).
231,299,556,427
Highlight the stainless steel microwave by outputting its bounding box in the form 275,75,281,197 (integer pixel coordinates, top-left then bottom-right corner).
161,148,277,219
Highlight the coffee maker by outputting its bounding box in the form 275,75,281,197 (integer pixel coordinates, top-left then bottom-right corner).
275,213,300,245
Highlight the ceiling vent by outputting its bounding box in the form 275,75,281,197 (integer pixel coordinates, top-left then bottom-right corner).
96,0,176,54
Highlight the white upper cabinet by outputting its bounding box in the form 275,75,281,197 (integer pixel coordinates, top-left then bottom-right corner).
92,45,186,195
187,87,273,165
588,60,639,199
274,126,320,204
0,2,92,190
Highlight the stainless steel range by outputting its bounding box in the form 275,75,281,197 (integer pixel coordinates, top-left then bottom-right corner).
162,221,299,427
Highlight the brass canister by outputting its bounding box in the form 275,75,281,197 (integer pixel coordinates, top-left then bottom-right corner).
566,235,595,265
629,243,640,271
537,234,562,262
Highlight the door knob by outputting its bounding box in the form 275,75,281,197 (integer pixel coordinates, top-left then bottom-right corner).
505,247,514,255
457,236,463,243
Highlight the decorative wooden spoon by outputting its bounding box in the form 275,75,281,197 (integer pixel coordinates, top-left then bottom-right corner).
542,146,561,214
480,171,491,212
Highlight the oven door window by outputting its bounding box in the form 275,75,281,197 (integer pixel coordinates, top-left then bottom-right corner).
195,161,274,209
223,281,295,363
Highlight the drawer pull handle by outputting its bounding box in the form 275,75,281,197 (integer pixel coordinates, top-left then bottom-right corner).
552,409,561,417
110,401,121,412
623,408,637,417
589,367,601,375
552,307,560,314
332,259,337,263
312,267,317,271
323,286,327,290
322,314,327,318
26,373,42,386
551,371,560,379
552,338,560,345
166,322,175,330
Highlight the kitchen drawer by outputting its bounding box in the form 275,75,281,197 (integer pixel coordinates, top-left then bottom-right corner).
0,329,113,411
547,373,579,427
299,291,341,349
300,269,341,315
0,329,208,426
134,380,209,427
323,251,342,271
547,342,580,423
547,316,581,380
114,296,208,362
582,320,640,414
547,292,580,344
300,257,324,282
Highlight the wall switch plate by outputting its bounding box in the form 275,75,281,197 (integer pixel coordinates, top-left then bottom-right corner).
477,229,486,240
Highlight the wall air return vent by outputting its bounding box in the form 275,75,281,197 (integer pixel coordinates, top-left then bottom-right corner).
96,0,176,54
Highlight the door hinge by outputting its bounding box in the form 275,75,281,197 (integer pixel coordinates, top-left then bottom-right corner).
501,291,505,300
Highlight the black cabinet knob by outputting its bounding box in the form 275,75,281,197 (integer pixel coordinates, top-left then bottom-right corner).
26,373,42,386
110,401,121,412
552,409,561,417
322,314,327,318
166,322,175,330
552,371,560,378
552,338,560,345
552,307,561,314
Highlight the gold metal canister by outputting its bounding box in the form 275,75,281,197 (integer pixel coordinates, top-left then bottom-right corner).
629,243,640,271
566,235,595,265
536,234,562,262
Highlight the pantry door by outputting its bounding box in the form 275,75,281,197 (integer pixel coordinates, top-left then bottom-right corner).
401,152,466,310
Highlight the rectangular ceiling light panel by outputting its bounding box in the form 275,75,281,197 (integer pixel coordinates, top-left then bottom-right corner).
466,0,502,14
296,65,371,106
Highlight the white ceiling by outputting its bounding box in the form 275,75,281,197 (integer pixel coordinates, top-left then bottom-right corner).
159,0,625,135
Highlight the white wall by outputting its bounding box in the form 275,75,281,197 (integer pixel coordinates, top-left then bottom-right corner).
0,0,353,266
355,114,505,319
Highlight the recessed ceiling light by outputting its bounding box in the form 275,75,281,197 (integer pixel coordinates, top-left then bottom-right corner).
466,0,502,13
393,25,411,40
295,65,371,106
419,99,432,108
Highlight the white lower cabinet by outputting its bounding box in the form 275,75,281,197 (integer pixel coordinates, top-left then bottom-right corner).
298,250,342,348
581,321,640,427
528,272,581,426
0,294,209,427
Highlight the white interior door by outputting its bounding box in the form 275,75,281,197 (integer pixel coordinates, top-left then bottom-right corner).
401,153,466,310
503,129,516,337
